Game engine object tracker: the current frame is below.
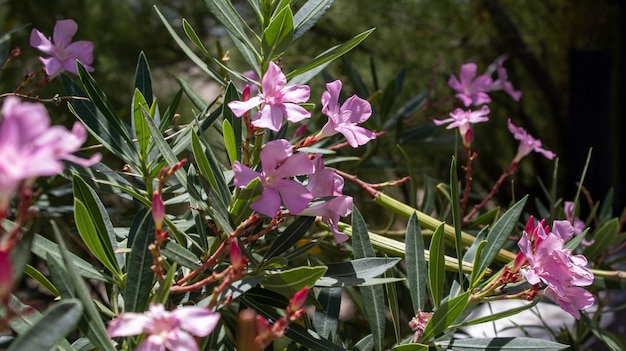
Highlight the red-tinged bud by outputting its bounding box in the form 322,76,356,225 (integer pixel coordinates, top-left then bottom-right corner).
293,124,308,139
242,84,251,102
152,192,165,232
169,158,188,175
10,47,23,58
229,239,246,272
287,286,309,314
512,251,526,273
255,314,272,341
463,128,473,148
525,216,535,237
0,249,13,301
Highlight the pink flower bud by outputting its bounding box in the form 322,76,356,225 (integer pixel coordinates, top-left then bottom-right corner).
288,286,309,314
242,84,251,102
229,239,246,273
152,192,165,232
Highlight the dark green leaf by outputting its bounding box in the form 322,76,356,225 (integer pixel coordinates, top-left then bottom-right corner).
230,177,263,224
46,253,75,299
134,51,153,106
583,218,619,259
293,0,334,40
476,196,528,275
428,223,445,308
132,89,151,161
262,266,327,295
7,299,83,351
262,5,294,61
313,287,341,338
23,264,59,297
406,212,427,311
450,157,465,288
124,209,155,312
420,291,471,341
435,336,569,350
263,216,315,260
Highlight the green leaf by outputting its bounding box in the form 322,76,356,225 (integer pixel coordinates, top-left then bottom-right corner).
352,205,385,351
450,299,540,329
155,6,226,85
476,196,528,275
420,291,471,342
405,212,427,311
390,344,429,351
293,0,335,40
428,223,446,308
124,209,156,312
61,74,136,165
73,175,123,279
7,299,83,351
46,253,75,299
134,51,154,106
132,89,151,162
1,295,75,351
201,0,260,68
23,264,59,297
262,266,327,295
435,337,569,350
160,89,182,133
182,18,211,58
313,287,341,338
469,240,488,288
385,269,401,344
230,177,263,224
191,131,231,208
223,119,238,167
262,5,294,61
263,216,315,260
51,222,115,351
31,234,113,283
449,157,465,288
324,257,400,279
584,218,620,259
286,28,375,84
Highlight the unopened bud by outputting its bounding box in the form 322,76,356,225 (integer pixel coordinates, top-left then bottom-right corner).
152,192,165,232
242,84,251,102
288,286,309,314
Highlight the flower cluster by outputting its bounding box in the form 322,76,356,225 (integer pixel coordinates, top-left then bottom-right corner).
229,62,377,243
515,217,595,319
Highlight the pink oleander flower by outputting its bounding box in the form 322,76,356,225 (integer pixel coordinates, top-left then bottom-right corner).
228,62,310,131
0,97,100,213
315,80,376,148
107,304,220,351
448,63,493,107
433,105,490,148
152,192,165,232
562,201,594,245
517,217,594,319
490,57,522,102
233,139,314,217
298,155,352,243
30,19,94,76
507,119,555,163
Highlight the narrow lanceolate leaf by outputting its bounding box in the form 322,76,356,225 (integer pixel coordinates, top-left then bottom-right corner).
351,205,385,351
263,216,315,260
191,131,231,207
428,224,446,309
124,209,155,313
7,299,83,351
385,269,401,344
286,28,375,84
73,175,123,280
134,51,153,106
132,89,151,162
293,0,335,40
61,74,136,165
229,177,263,224
1,295,75,351
435,336,569,350
262,266,327,295
469,240,488,289
223,119,238,167
223,82,242,160
449,157,465,288
51,222,115,351
405,212,427,312
182,18,211,58
262,5,294,61
476,196,528,275
23,264,59,297
420,291,471,342
313,287,341,338
584,218,620,259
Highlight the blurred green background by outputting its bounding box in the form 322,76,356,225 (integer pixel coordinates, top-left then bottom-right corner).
1,0,623,219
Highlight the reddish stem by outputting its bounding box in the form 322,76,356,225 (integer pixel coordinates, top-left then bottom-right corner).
463,162,519,223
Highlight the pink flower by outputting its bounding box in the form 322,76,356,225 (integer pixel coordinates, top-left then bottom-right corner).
107,304,220,351
228,62,310,131
448,63,493,107
0,97,100,213
298,155,352,243
316,80,376,147
517,217,594,319
507,119,555,163
152,192,165,232
30,19,94,76
233,139,314,217
490,57,522,102
433,105,490,147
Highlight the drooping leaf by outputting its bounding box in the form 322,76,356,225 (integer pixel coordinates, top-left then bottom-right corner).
23,264,59,297
7,299,83,351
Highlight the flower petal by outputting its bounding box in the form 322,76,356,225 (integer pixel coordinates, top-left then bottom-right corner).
29,29,53,54
321,80,342,116
282,103,311,123
227,97,262,117
174,307,220,337
250,188,282,217
107,312,152,337
53,19,78,48
276,179,313,214
260,139,292,172
233,161,262,188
